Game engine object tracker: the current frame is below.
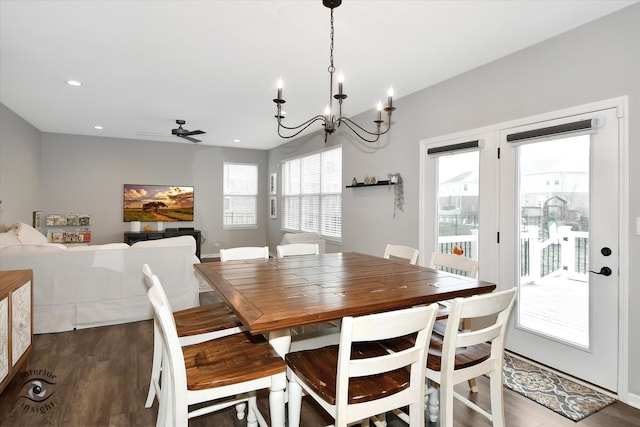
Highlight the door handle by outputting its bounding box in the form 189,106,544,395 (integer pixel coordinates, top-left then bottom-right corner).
590,266,612,276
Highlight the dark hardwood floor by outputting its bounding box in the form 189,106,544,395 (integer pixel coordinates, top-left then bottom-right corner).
1,292,638,426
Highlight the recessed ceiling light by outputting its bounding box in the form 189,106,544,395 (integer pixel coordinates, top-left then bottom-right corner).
94,125,103,130
233,139,241,143
66,80,82,86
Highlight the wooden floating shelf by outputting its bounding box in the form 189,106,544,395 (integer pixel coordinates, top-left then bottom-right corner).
346,180,396,188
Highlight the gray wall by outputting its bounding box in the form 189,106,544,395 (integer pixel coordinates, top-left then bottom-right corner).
39,133,268,253
1,3,638,400
0,129,269,253
0,103,42,229
268,4,640,398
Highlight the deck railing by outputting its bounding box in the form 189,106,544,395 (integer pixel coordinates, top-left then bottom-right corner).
437,225,588,281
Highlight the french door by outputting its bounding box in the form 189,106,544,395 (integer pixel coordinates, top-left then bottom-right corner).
420,100,626,393
499,107,621,391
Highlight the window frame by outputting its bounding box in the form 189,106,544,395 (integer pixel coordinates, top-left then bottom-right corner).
222,162,259,230
280,146,342,242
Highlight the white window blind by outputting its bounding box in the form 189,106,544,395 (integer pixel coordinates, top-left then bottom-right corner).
282,147,341,240
223,163,258,227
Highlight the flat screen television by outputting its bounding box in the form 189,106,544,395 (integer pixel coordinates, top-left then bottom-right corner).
123,184,194,222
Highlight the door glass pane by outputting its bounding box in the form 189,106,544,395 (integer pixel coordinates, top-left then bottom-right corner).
517,135,590,348
437,151,479,273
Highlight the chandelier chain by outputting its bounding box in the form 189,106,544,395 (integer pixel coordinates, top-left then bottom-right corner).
328,8,335,74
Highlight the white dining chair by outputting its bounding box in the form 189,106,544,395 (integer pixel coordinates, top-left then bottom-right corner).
429,252,480,389
286,303,440,427
142,264,244,409
220,246,269,261
371,253,481,426
383,244,419,265
275,242,339,347
145,268,286,427
380,288,516,426
276,243,319,257
429,252,479,278
424,288,517,426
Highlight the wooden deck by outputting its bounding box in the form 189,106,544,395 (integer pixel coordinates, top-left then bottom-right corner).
518,273,589,347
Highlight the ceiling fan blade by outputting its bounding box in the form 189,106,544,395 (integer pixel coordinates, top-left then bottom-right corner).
186,129,205,136
181,135,202,143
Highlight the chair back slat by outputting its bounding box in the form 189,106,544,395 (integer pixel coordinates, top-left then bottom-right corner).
349,347,422,378
456,324,502,349
219,246,269,261
276,243,320,257
457,288,516,319
429,253,478,278
383,244,419,265
348,305,431,342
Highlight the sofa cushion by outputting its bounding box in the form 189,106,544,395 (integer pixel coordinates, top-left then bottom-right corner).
0,231,21,248
66,243,130,252
131,235,196,253
11,222,48,245
1,243,67,254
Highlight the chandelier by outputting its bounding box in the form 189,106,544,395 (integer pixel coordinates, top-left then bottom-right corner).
272,0,395,143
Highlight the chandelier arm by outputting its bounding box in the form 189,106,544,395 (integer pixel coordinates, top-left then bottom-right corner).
336,119,383,143
277,114,327,131
338,116,392,137
277,116,327,139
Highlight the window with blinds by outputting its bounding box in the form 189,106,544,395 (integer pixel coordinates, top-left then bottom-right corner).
281,147,342,240
223,162,258,227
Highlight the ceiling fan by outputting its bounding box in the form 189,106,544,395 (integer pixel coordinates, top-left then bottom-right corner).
171,119,205,143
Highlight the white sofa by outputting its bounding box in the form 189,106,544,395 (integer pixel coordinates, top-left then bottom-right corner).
0,223,200,333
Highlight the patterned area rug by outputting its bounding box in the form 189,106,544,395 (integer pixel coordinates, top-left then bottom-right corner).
503,353,615,421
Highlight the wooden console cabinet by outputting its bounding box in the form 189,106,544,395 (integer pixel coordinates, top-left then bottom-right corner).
0,269,33,394
124,229,202,259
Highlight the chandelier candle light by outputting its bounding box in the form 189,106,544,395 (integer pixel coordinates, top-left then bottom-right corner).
273,0,396,143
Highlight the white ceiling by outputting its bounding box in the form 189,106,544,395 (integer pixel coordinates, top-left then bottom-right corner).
1,0,636,150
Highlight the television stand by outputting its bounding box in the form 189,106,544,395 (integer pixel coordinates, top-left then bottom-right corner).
124,229,201,259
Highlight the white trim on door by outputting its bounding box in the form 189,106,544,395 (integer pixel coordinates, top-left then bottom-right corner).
418,96,630,403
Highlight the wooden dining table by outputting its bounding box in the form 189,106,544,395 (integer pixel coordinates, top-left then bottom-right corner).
194,252,496,427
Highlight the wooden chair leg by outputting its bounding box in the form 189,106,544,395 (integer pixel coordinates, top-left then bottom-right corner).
235,402,246,420
370,413,388,427
426,383,440,423
287,379,303,427
246,397,258,427
269,382,286,427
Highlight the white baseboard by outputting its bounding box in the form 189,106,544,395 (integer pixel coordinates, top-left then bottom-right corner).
624,391,640,409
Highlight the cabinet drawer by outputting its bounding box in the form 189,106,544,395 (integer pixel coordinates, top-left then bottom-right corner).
0,297,7,385
11,281,31,366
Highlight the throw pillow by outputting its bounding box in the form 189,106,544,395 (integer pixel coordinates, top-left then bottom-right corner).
0,231,21,248
11,222,48,245
1,243,67,254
